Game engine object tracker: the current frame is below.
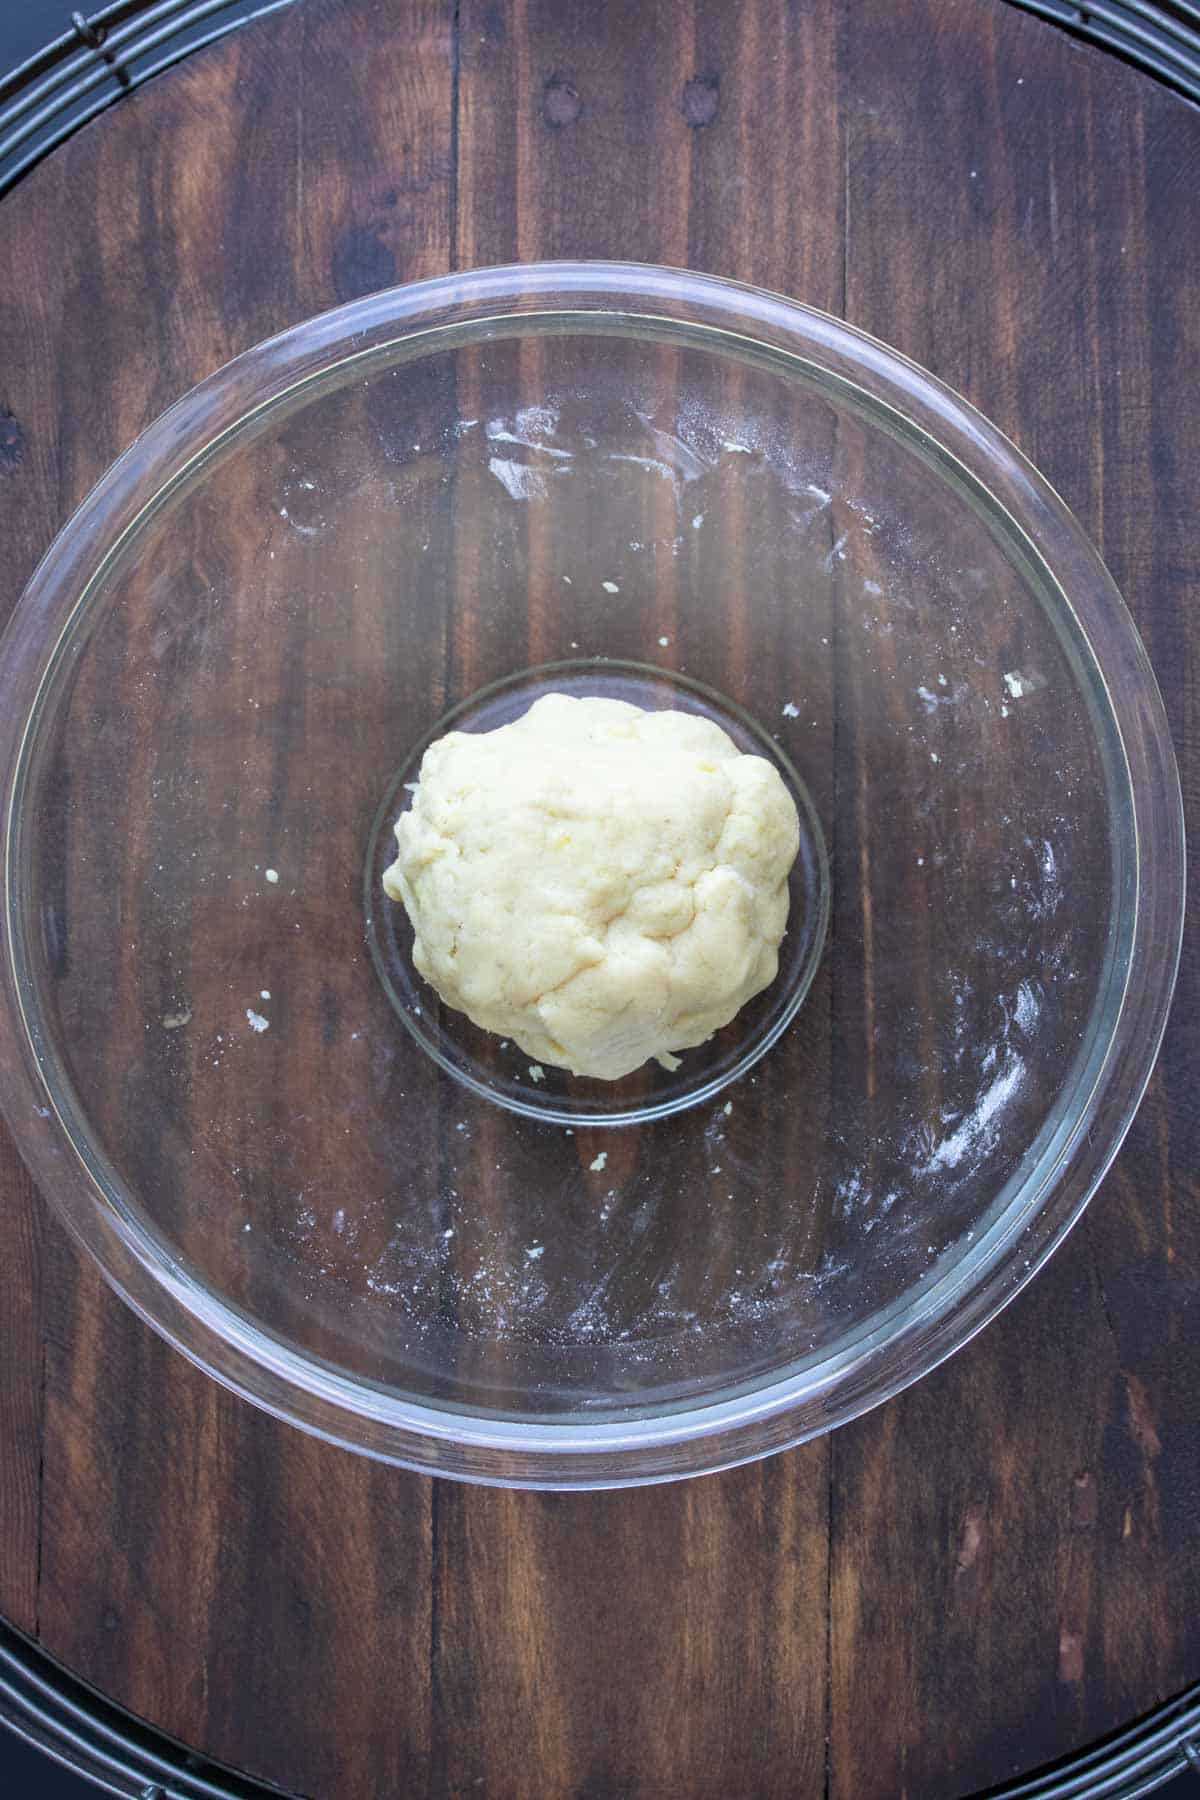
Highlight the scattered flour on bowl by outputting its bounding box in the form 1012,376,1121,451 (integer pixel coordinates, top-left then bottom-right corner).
488,459,548,502
920,1052,1025,1175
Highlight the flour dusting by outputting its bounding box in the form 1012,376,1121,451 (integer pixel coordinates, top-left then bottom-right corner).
488,458,548,502
922,1053,1025,1174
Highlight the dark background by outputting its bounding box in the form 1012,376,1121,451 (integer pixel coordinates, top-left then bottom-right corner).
0,1,1197,1797
0,1732,104,1796
6,0,97,72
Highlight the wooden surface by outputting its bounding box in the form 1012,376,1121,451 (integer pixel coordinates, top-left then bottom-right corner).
0,0,1197,1795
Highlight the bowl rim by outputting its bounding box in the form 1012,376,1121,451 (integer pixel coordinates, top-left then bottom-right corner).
0,260,1185,1487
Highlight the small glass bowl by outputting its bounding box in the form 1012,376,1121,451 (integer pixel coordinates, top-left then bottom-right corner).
364,659,830,1126
0,263,1184,1487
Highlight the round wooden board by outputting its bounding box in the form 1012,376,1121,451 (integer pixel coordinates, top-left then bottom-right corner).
0,1,1197,1794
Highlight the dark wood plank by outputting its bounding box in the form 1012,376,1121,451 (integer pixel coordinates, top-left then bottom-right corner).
0,0,453,1789
0,1147,41,1635
0,342,45,1628
0,50,87,1633
39,1283,435,1796
437,6,847,1794
1070,35,1200,1741
434,1463,829,1800
827,3,1200,1795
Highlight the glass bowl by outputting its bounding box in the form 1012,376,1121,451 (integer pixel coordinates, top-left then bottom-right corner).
0,263,1183,1488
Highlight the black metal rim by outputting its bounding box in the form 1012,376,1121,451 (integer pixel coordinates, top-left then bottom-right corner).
0,0,1198,1795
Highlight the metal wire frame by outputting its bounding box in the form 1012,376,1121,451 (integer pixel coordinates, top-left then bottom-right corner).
0,1618,285,1797
0,0,297,199
984,1685,1200,1798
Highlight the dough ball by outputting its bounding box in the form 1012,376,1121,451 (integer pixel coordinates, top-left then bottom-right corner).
382,693,800,1080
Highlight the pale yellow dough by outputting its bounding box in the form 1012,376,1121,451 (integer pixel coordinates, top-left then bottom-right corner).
382,693,800,1080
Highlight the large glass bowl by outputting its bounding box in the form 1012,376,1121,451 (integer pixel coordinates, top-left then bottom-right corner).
0,264,1183,1487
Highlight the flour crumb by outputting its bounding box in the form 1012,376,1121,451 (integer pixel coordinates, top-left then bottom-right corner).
589,1151,608,1173
260,989,271,1000
161,1007,192,1030
602,580,620,594
782,702,800,719
264,868,279,884
1003,669,1046,700
246,1008,270,1034
528,1063,546,1083
658,635,670,647
723,1100,733,1116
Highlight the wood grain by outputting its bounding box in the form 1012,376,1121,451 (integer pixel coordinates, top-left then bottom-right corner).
0,1144,41,1635
825,9,1200,1795
0,0,1195,1796
1,0,453,1793
433,1462,829,1798
436,7,845,1795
